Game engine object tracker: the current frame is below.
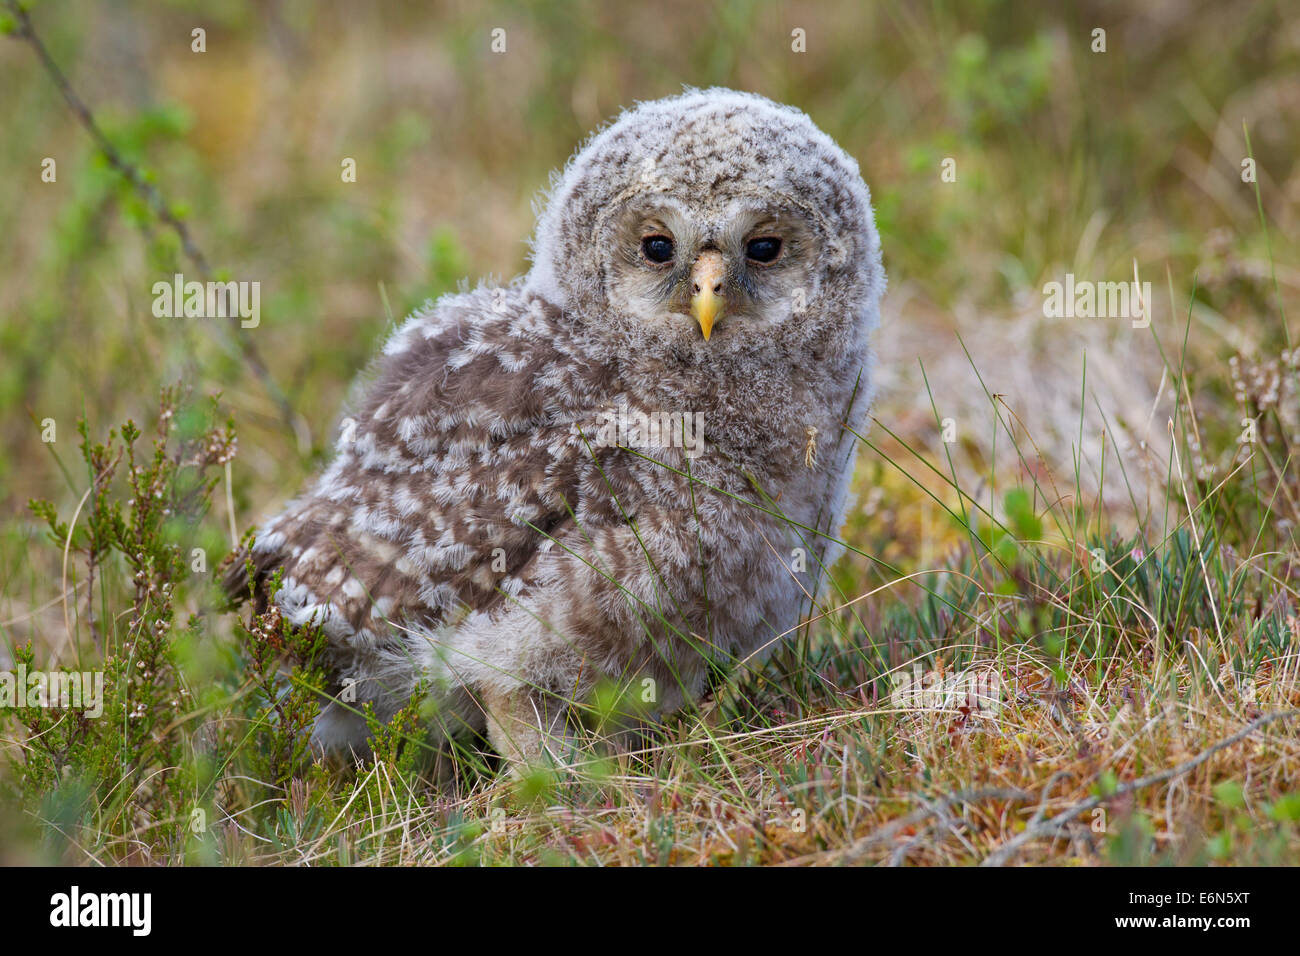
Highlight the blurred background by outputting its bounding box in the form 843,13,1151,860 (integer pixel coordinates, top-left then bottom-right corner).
1,0,1297,607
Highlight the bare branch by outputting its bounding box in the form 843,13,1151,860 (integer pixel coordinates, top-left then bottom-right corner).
4,0,310,451
980,709,1300,866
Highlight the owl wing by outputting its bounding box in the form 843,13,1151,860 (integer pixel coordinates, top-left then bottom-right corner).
223,286,619,650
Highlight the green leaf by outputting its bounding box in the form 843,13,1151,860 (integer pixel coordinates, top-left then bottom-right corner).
1094,769,1119,797
1213,780,1245,809
1266,792,1300,822
1004,487,1042,541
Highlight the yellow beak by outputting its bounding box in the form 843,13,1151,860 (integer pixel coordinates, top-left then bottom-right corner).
689,251,726,341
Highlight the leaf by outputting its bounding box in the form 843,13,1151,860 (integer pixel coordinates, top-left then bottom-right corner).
1003,487,1042,541
1094,769,1119,798
1213,780,1245,809
1266,792,1300,822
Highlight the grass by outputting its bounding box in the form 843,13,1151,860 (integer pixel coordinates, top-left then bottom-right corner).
1,0,1298,866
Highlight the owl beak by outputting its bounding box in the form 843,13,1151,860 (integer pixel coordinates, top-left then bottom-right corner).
689,250,726,341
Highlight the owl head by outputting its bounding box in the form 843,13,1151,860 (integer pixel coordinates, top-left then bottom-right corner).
527,88,884,366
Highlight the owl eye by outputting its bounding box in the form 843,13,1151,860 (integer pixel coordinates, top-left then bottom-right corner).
745,237,783,264
641,234,675,264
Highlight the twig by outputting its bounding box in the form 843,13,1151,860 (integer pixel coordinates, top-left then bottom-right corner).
55,480,101,668
979,708,1300,866
4,0,309,450
824,786,1032,865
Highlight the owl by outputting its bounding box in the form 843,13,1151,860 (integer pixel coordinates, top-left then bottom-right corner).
225,88,885,773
